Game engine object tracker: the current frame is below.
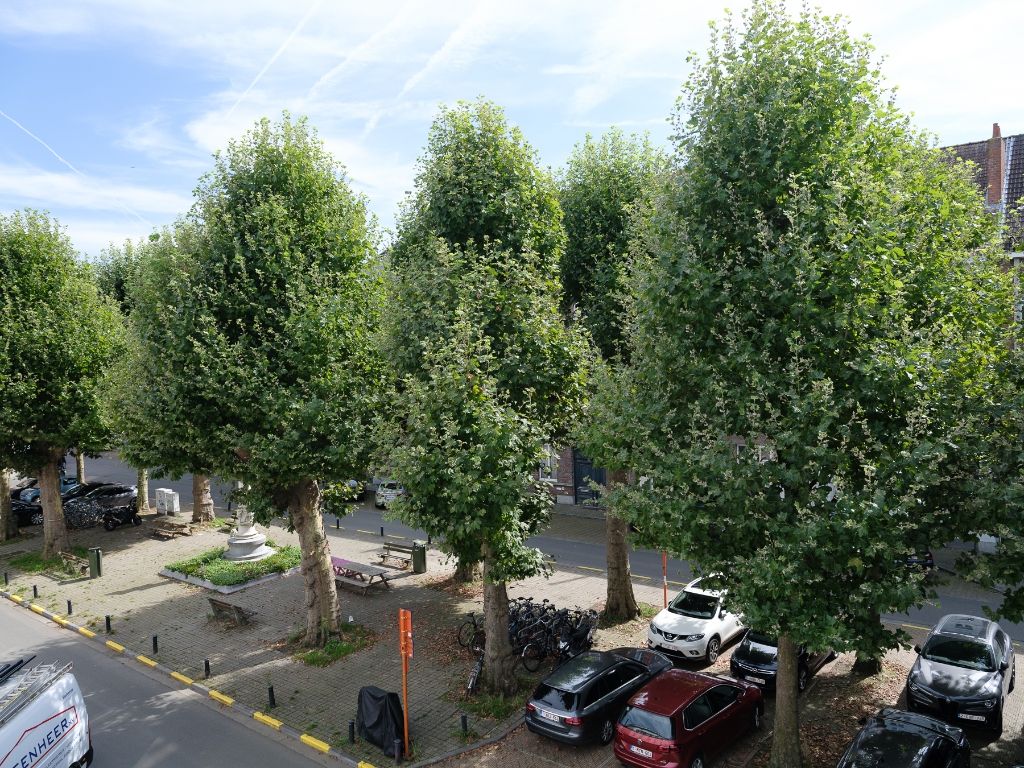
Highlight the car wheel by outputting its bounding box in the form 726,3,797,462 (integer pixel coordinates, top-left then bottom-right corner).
599,718,614,745
690,755,705,768
1010,669,1015,693
993,709,1003,737
705,636,721,664
798,666,809,693
752,705,762,730
103,518,117,532
30,510,43,526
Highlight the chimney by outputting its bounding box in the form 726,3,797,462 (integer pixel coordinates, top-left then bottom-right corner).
987,122,1005,205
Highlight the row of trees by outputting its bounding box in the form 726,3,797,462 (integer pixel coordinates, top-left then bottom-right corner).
1,3,1022,763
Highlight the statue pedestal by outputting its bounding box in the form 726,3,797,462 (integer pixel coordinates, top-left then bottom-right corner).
223,505,275,562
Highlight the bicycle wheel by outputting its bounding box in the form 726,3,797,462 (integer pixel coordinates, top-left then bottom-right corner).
521,641,545,673
467,656,483,694
457,620,477,648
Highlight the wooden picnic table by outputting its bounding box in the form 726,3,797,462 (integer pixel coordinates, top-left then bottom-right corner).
331,556,392,594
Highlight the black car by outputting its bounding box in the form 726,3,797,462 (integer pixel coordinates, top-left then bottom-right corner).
12,499,43,527
836,707,970,768
64,484,137,529
525,647,672,745
729,630,834,693
906,614,1015,734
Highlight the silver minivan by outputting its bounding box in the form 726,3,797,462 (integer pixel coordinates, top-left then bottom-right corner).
374,480,405,509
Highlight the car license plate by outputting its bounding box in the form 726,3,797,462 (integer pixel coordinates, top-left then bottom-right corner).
538,709,560,722
747,675,766,684
630,745,654,758
958,713,987,722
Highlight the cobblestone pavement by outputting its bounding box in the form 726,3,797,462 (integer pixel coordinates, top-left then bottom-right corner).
2,514,1022,768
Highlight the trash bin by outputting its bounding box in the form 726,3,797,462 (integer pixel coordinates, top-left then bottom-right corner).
87,547,102,578
411,541,427,574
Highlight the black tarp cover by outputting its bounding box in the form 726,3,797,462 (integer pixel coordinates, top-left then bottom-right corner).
357,685,405,757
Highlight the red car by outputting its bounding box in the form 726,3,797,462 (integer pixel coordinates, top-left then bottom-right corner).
613,669,763,768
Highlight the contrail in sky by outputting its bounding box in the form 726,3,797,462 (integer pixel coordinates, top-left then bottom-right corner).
0,108,152,226
227,0,323,118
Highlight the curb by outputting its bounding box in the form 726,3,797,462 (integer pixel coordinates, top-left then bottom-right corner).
0,588,367,768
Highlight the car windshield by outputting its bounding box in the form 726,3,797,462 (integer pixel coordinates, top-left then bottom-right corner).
922,637,995,671
619,706,673,739
745,631,777,647
668,590,718,619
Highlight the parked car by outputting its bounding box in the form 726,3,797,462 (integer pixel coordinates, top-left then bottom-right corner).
905,549,936,570
525,648,672,745
19,476,79,503
613,668,763,768
374,480,405,509
906,613,1015,734
836,707,970,768
62,481,108,502
729,630,834,693
647,577,744,663
9,477,36,501
12,499,43,527
64,484,137,529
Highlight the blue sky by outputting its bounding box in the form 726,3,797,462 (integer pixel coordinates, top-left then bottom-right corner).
2,0,1022,257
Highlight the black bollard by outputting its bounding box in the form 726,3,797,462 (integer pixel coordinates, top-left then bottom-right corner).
380,526,384,537
460,713,468,735
335,517,339,530
348,719,355,743
204,659,211,679
66,599,72,615
105,615,111,633
268,685,277,709
393,738,402,763
427,535,431,545
32,585,38,598
3,571,8,586
152,635,158,654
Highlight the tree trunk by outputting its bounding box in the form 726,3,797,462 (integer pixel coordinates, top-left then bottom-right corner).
454,554,481,583
74,450,86,483
41,450,70,560
136,468,150,513
480,541,517,695
605,467,638,620
191,473,215,523
769,634,803,768
289,478,341,647
852,613,884,675
0,469,16,541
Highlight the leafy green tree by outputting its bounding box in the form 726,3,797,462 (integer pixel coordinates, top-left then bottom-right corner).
123,116,382,646
0,210,126,558
602,4,1012,764
385,101,589,692
560,129,665,620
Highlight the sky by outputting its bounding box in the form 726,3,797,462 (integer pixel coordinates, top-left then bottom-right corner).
2,0,1022,258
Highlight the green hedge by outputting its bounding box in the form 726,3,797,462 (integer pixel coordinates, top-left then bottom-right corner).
165,544,301,586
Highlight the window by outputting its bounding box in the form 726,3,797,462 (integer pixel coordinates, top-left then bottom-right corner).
706,684,740,713
603,665,636,693
539,445,558,483
683,695,714,729
584,677,613,707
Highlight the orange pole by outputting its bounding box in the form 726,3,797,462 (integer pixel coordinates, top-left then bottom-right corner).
662,551,668,608
402,652,410,758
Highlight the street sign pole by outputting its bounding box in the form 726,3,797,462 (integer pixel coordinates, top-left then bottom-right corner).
662,551,668,608
398,608,413,759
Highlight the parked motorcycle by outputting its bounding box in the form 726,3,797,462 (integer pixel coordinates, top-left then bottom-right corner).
103,505,142,531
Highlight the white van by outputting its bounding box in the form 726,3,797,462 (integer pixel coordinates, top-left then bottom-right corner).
0,658,92,768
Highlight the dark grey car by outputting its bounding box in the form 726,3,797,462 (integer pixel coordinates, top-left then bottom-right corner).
836,708,970,768
906,614,1015,734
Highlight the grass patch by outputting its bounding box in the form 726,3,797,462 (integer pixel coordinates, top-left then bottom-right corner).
599,600,660,629
165,543,300,586
10,547,89,576
293,624,374,667
461,686,531,720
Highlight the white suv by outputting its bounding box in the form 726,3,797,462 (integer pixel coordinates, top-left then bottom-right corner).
647,577,745,663
374,480,405,509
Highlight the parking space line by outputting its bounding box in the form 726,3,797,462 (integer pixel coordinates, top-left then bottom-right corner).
578,565,604,573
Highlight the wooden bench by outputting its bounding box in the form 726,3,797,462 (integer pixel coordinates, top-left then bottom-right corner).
151,518,193,540
377,542,415,569
59,552,89,576
207,597,253,626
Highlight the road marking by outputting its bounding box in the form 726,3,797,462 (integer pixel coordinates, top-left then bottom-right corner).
77,627,96,638
356,529,375,536
9,594,22,603
209,690,234,706
105,640,125,653
52,616,69,627
632,575,652,581
667,580,687,587
300,734,331,753
358,762,378,768
901,623,932,632
254,712,283,730
29,603,45,614
136,655,158,668
578,565,604,573
386,534,407,540
170,671,194,686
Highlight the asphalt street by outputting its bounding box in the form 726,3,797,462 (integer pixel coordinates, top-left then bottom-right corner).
70,451,1024,640
1,601,332,768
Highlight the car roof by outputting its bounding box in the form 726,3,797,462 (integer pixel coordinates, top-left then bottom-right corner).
844,708,963,765
682,576,724,598
541,651,621,693
625,668,722,716
934,614,994,642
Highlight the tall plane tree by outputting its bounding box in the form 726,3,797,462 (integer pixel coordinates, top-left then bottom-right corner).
560,129,665,620
128,116,381,646
0,211,125,557
603,4,1012,765
385,101,589,692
